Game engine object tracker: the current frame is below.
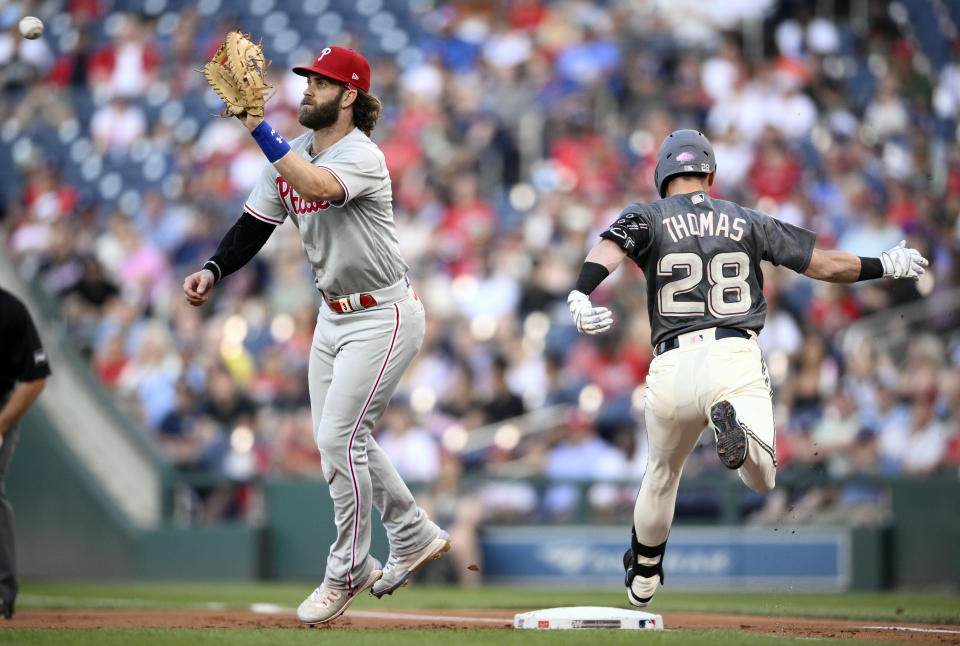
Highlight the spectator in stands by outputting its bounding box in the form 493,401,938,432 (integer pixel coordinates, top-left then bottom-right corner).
757,274,804,360
782,333,836,430
156,381,212,469
801,388,866,477
543,411,623,520
199,366,257,435
104,216,174,309
86,13,160,100
482,355,525,424
377,402,441,486
132,191,191,257
63,255,120,311
117,321,180,430
864,76,909,141
90,95,147,154
36,222,86,296
49,26,96,89
878,388,951,476
61,255,121,358
20,162,78,226
749,128,803,202
93,331,129,390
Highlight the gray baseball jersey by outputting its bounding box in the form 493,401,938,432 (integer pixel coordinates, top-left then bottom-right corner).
243,127,407,296
600,191,816,346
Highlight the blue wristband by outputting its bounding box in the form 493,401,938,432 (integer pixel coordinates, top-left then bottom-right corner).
251,120,291,163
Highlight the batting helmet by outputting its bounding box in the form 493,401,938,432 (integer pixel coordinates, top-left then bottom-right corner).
653,130,716,198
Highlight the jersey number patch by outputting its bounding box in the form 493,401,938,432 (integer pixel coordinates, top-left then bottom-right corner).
657,251,751,317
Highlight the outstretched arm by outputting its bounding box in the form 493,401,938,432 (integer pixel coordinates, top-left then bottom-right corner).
567,240,627,335
803,249,864,283
804,240,928,283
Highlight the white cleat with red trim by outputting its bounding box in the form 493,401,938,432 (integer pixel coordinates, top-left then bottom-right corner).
297,564,382,625
371,530,451,598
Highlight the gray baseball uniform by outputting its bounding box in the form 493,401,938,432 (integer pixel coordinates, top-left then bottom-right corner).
599,189,815,551
245,127,440,592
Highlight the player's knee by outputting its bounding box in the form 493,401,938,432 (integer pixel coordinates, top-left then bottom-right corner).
314,428,354,469
740,461,776,494
644,458,682,495
752,471,776,494
314,420,352,449
756,448,777,492
314,431,337,455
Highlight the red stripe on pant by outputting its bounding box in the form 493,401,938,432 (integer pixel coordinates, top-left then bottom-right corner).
346,303,400,590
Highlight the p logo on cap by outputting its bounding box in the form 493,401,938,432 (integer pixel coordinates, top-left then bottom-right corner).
293,46,371,93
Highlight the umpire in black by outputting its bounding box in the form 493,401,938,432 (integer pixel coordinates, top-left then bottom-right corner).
0,287,51,618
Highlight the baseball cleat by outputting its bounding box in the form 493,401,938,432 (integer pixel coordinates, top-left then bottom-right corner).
624,549,660,607
371,530,450,598
710,400,749,469
623,529,665,608
626,577,658,607
297,564,382,625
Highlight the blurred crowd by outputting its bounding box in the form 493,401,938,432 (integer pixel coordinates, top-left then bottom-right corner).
2,0,960,534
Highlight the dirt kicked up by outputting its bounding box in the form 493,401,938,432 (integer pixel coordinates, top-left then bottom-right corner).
2,608,959,643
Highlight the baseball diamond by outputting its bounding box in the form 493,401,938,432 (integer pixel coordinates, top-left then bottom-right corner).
0,0,957,643
2,584,959,645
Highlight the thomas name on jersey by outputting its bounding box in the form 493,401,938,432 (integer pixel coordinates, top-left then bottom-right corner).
662,211,746,244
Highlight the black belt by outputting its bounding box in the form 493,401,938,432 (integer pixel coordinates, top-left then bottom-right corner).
654,327,751,356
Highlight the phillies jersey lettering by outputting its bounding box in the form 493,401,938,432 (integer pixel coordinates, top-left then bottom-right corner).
276,176,332,213
600,191,816,346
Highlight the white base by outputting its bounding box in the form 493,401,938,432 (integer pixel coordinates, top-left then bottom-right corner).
513,606,664,630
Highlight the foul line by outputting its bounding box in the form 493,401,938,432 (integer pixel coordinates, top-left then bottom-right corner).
250,604,295,614
250,604,510,624
857,626,960,635
348,610,511,624
19,594,228,610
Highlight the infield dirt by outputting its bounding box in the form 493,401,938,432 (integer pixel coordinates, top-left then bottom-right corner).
2,608,958,643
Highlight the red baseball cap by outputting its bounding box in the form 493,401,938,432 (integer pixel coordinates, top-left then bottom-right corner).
293,46,371,93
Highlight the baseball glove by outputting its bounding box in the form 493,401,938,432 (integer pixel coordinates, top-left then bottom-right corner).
200,30,273,118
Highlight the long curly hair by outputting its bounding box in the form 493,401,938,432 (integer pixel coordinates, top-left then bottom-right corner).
352,90,382,136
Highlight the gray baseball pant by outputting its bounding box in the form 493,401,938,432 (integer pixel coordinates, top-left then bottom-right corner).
309,293,439,591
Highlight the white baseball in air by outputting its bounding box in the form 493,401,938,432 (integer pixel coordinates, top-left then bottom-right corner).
19,16,44,40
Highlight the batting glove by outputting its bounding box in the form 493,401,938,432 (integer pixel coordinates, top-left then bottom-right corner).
567,290,613,335
880,240,929,281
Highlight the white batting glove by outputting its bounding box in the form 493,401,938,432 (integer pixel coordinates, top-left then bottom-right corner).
567,290,613,335
880,240,929,281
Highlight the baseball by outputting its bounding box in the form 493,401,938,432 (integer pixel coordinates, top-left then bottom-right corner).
18,16,44,40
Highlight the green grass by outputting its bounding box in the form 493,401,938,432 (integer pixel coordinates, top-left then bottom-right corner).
8,583,956,646
0,630,894,646
18,582,960,625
